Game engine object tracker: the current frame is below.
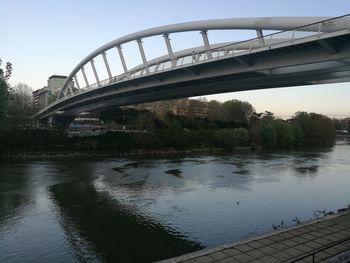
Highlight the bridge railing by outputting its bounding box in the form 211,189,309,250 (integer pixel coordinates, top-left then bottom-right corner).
40,14,350,115
120,14,350,78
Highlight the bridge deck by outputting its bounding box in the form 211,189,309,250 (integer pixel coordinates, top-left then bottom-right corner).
158,211,350,263
36,14,350,121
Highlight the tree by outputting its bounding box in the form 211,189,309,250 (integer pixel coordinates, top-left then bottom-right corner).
0,59,13,134
207,100,221,121
100,107,140,124
0,78,8,131
271,119,295,148
207,99,255,127
213,128,249,148
7,83,34,128
213,129,238,148
292,112,335,146
130,113,157,148
0,59,12,81
132,113,155,131
291,123,304,147
233,127,250,147
259,121,277,148
220,100,255,125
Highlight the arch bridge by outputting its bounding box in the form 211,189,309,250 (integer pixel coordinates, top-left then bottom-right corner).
35,15,350,124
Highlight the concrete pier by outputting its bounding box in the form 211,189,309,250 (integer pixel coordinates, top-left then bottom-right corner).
158,211,350,263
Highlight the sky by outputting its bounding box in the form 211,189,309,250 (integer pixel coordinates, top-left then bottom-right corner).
1,0,350,118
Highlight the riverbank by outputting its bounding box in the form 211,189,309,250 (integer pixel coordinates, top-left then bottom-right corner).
0,111,338,160
0,147,252,160
3,135,346,160
2,137,345,160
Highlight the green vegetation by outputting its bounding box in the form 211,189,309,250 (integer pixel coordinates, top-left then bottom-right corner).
0,59,12,135
213,128,249,148
0,107,337,156
6,83,34,128
0,59,339,156
0,59,33,134
292,112,336,146
249,112,335,149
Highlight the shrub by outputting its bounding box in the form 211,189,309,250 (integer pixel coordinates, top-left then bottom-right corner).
259,122,277,148
233,127,249,147
213,128,249,148
271,119,295,148
292,112,335,146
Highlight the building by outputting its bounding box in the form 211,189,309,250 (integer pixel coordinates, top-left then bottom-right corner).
47,75,67,97
32,75,74,111
32,87,49,112
127,98,208,118
47,75,75,104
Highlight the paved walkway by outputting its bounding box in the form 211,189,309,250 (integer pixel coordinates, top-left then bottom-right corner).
158,211,350,263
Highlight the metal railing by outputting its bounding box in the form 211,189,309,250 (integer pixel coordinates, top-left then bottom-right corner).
288,236,350,263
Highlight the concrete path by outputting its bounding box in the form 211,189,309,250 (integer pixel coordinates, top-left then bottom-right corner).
158,211,350,263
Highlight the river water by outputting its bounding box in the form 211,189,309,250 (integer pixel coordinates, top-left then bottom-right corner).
0,137,349,262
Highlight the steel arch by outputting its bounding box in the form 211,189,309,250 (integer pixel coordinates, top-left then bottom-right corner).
57,16,350,100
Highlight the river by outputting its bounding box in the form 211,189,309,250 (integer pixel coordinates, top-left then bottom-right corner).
0,136,349,262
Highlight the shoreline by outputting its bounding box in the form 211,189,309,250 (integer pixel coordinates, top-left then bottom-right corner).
157,210,350,263
1,140,344,160
0,147,253,160
1,136,345,160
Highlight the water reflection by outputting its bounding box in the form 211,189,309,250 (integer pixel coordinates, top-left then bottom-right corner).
165,169,183,178
291,149,331,177
99,157,257,193
52,160,97,181
0,162,31,229
0,138,349,262
50,180,202,263
295,165,319,175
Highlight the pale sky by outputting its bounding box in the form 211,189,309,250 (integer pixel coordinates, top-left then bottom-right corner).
1,0,350,118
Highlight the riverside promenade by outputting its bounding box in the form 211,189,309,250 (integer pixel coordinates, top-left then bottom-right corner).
158,211,350,263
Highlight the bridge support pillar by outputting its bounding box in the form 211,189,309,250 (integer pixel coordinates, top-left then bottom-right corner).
256,29,265,46
116,45,128,74
102,52,113,79
163,34,176,67
81,66,90,87
33,118,42,128
137,38,150,73
74,75,80,90
66,83,74,96
90,59,100,85
200,30,213,59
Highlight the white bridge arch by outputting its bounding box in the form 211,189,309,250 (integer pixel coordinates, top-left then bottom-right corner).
35,14,350,122
57,16,349,99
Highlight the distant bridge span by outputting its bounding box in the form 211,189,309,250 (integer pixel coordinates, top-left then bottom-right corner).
35,15,350,123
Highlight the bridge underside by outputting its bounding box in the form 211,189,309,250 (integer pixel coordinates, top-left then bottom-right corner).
38,32,350,121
